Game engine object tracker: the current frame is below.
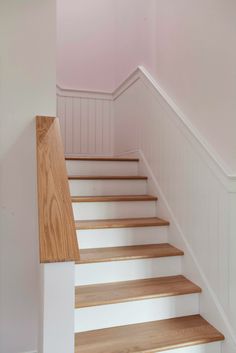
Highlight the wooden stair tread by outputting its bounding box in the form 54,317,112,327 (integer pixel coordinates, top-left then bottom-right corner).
68,175,147,180
75,314,224,353
72,195,158,202
76,217,169,230
75,275,201,308
65,156,139,162
76,244,183,264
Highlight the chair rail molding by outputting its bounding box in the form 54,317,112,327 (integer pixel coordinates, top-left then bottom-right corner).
113,66,236,192
112,67,236,353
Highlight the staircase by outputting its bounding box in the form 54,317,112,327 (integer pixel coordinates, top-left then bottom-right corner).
66,156,224,353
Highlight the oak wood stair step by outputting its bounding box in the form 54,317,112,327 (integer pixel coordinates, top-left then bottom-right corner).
75,217,169,230
75,314,224,353
72,195,158,202
65,156,139,162
76,243,183,264
68,175,147,180
75,275,201,308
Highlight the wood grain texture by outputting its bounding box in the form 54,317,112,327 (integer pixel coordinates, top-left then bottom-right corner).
65,156,139,162
68,175,148,180
74,315,224,353
36,116,79,263
75,217,169,230
75,275,201,308
72,195,158,203
76,243,184,264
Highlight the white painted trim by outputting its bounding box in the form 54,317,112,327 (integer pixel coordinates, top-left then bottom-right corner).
59,66,236,188
112,66,236,191
113,69,140,100
56,85,113,100
138,148,236,348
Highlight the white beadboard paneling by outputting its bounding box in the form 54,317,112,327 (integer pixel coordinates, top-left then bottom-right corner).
113,67,236,352
57,89,113,156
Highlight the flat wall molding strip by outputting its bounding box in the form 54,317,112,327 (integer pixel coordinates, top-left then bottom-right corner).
36,116,79,263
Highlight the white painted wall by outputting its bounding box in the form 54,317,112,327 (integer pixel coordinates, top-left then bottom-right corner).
57,89,113,156
40,263,75,353
0,1,56,352
113,68,236,353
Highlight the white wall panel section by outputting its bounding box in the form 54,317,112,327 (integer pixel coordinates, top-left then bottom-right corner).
113,68,236,353
57,89,113,156
40,263,75,353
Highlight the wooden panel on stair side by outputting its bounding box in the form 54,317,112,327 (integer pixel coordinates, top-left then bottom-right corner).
75,217,169,230
76,243,184,264
75,315,224,353
65,156,139,162
71,195,158,202
36,116,79,263
75,275,201,308
68,175,147,180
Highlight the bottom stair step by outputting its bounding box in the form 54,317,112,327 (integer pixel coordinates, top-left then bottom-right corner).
75,315,224,353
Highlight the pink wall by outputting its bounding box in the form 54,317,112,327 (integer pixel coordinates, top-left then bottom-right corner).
113,0,154,88
57,0,154,91
57,0,116,91
57,0,236,172
151,0,236,173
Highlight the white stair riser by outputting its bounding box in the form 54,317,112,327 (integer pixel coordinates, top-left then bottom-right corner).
157,342,222,353
69,179,147,196
74,294,199,332
66,160,138,176
77,227,168,249
75,257,182,285
73,201,156,220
